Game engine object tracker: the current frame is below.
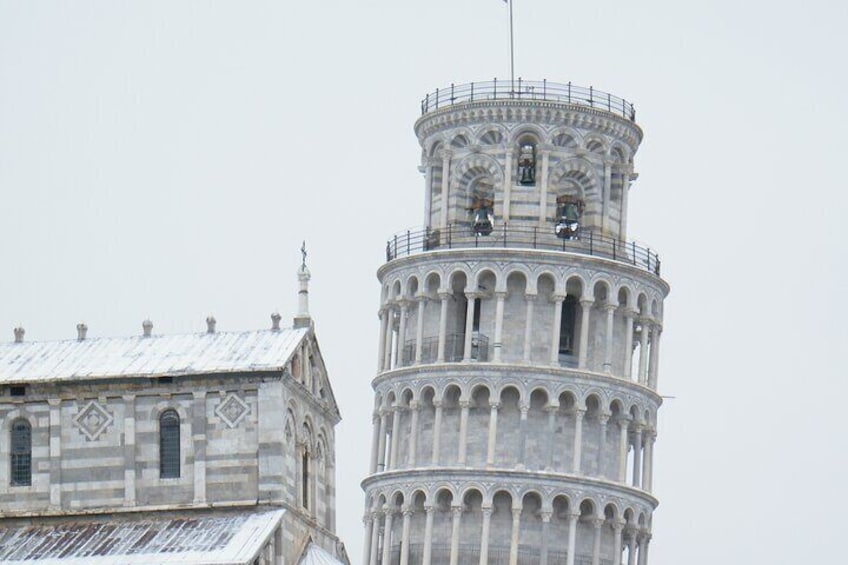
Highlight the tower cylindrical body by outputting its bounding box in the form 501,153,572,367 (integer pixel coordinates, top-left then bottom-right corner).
363,80,668,565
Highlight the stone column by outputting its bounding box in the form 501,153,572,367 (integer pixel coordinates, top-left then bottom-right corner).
400,506,413,565
539,149,550,225
493,291,506,362
509,507,522,565
546,404,559,470
463,291,478,362
415,295,426,364
449,505,463,565
397,300,409,366
517,402,530,469
458,400,470,465
377,308,388,371
621,169,633,239
618,419,630,483
578,298,594,369
383,306,395,371
48,398,62,509
388,406,401,470
376,410,388,472
623,309,636,381
369,510,381,565
592,517,604,565
602,160,612,233
540,510,553,565
566,512,580,565
603,303,617,373
437,292,450,362
369,412,381,473
572,408,586,474
632,425,643,488
637,533,651,565
550,294,566,365
431,400,443,465
479,505,493,565
407,401,419,467
597,412,610,478
503,150,513,222
643,430,656,492
612,521,625,565
121,395,135,507
362,515,374,565
523,293,536,363
486,401,500,467
424,160,433,225
381,507,395,565
439,149,452,229
638,319,650,385
648,325,662,389
626,530,638,565
422,505,436,565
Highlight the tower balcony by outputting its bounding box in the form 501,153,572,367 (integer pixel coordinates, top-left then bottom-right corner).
385,224,661,276
420,79,636,122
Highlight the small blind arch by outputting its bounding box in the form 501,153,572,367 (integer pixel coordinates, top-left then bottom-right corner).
159,409,180,478
10,418,32,486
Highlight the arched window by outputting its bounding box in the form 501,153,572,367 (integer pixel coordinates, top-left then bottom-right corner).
301,449,310,510
10,419,31,486
516,139,537,185
559,295,578,354
159,409,180,478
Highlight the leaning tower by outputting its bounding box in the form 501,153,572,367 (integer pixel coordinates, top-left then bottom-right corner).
362,79,668,565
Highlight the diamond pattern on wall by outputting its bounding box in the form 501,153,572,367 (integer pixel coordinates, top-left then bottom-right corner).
73,400,114,441
215,393,250,429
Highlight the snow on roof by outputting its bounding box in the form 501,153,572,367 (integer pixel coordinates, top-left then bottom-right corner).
0,328,307,384
0,509,285,565
298,542,347,565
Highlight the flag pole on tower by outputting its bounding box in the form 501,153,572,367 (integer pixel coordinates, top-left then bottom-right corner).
505,0,515,92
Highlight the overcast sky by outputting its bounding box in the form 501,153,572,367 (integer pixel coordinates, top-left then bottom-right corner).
1,1,846,563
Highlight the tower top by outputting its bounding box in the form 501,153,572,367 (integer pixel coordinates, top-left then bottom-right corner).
294,241,312,329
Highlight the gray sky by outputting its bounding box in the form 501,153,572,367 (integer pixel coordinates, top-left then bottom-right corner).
1,1,846,563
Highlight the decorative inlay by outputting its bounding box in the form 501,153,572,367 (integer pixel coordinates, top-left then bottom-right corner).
215,393,250,429
73,400,114,441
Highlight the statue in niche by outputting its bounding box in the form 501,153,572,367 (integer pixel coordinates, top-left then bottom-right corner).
469,196,494,236
517,144,536,185
555,195,585,240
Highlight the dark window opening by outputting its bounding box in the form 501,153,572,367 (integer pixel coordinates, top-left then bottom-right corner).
559,296,578,354
302,450,310,510
11,419,31,486
472,298,482,332
156,376,173,384
10,386,26,397
159,409,180,478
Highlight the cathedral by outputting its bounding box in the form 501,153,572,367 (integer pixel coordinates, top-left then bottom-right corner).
0,263,350,564
362,79,668,565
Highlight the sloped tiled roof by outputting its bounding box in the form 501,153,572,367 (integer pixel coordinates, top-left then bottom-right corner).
298,541,347,565
0,328,307,384
0,509,285,564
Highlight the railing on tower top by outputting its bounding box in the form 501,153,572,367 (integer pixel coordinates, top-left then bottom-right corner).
386,224,661,276
420,79,636,122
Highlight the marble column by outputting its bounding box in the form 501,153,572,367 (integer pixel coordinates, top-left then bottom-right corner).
493,291,506,362
439,149,452,229
422,505,436,565
383,307,395,371
509,507,522,565
597,412,610,478
479,506,493,565
626,530,637,565
546,404,559,470
399,506,412,565
449,505,463,565
643,430,655,492
377,308,388,371
486,401,500,467
540,510,553,565
603,303,617,373
388,407,401,470
518,403,530,469
623,309,636,381
415,295,426,364
362,515,374,565
457,400,470,465
592,517,604,565
648,325,662,389
369,510,381,565
523,293,536,362
431,400,443,465
612,521,625,565
566,512,580,565
550,294,566,365
637,533,651,565
381,507,395,565
632,425,643,488
637,320,650,384
618,419,630,483
397,300,409,366
437,292,450,362
463,291,478,362
376,411,388,472
578,298,594,369
572,408,586,474
407,401,419,467
369,412,380,474
539,149,550,225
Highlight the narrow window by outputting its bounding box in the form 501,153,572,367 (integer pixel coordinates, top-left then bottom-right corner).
559,296,578,354
302,450,310,510
472,297,482,332
10,419,32,486
159,409,180,478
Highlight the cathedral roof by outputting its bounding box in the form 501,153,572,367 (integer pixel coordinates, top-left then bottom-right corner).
0,508,285,564
0,328,307,384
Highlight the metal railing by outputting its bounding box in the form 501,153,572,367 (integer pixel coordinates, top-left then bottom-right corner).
386,224,661,276
400,333,489,366
421,79,636,122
